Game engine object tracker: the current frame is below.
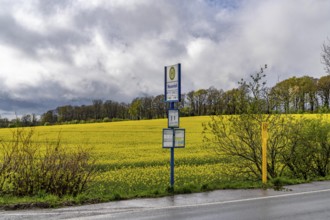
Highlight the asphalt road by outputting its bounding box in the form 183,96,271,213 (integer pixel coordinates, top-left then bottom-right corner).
1,181,330,220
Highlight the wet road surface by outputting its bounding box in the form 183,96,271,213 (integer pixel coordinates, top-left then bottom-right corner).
1,181,330,220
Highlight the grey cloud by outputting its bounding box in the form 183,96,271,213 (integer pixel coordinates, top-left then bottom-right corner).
37,0,73,15
0,87,46,114
0,15,88,66
0,0,90,61
0,74,125,115
0,15,41,56
1,0,330,118
72,3,176,46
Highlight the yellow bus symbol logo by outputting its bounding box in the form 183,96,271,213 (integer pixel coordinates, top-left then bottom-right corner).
169,67,175,80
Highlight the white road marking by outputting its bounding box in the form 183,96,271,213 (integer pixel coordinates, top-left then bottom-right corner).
2,188,330,219
65,188,330,219
164,188,330,209
134,188,330,212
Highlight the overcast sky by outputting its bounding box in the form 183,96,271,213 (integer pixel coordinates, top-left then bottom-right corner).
1,0,330,118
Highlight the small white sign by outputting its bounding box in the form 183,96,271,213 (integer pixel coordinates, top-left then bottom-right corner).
174,129,185,148
168,109,179,128
163,129,173,148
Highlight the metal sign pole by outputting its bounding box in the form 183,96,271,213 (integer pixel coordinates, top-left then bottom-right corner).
170,102,175,188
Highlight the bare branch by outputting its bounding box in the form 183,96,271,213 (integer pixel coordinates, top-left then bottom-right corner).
321,38,330,74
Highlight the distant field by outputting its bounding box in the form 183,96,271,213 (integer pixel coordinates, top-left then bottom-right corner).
0,116,241,199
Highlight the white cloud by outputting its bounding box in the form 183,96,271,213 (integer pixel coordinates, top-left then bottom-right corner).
1,0,330,117
235,0,330,76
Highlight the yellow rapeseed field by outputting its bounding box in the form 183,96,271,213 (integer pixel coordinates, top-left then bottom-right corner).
1,114,328,198
1,116,237,197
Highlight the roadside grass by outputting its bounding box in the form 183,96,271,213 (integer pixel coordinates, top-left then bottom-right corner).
2,176,329,210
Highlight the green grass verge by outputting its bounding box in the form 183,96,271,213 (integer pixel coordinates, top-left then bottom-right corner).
3,176,330,210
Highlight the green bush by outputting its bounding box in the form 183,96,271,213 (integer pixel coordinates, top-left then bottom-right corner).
103,117,111,122
203,114,290,179
0,129,97,197
204,112,330,182
283,116,330,180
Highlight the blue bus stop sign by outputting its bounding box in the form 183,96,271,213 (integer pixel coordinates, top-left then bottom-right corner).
164,63,181,102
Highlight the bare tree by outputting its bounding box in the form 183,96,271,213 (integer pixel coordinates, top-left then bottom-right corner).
203,66,290,179
318,75,330,108
321,38,330,74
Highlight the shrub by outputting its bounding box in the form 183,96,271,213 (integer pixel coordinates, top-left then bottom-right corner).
204,113,330,182
103,117,111,122
0,128,97,197
283,116,330,179
203,114,290,179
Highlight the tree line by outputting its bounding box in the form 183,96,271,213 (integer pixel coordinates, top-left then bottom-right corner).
45,73,330,123
0,73,330,128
